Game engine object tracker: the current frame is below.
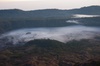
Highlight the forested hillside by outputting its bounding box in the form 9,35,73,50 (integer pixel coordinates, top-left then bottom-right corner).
0,39,100,66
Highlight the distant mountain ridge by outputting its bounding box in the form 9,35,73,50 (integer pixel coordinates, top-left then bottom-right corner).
0,5,100,34
0,5,100,19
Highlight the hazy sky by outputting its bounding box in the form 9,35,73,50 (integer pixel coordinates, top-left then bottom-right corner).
0,0,100,10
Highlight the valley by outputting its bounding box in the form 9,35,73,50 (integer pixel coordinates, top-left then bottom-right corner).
0,6,100,66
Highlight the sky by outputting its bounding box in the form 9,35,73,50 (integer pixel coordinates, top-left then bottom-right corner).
0,0,100,10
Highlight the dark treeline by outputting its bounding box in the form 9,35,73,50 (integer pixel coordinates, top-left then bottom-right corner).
0,18,75,33
0,17,100,34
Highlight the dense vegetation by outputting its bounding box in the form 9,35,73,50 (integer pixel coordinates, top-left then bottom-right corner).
0,18,75,33
0,39,100,66
0,17,100,34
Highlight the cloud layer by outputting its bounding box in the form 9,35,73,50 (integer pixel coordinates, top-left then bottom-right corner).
0,25,100,44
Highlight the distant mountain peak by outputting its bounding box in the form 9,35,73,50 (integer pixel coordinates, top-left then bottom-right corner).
80,5,100,10
0,9,23,12
83,5,100,8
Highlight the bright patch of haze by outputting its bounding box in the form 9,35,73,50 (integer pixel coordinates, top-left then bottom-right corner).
73,14,100,18
66,14,100,24
0,25,100,44
66,20,79,24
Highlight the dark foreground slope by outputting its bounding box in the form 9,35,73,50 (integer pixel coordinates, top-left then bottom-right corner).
0,39,100,66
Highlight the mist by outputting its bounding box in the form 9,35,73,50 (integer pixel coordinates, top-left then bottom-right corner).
0,25,100,44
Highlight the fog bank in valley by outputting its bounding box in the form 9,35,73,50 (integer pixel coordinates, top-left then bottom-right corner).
0,25,100,44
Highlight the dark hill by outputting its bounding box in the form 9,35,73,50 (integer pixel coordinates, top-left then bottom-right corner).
0,39,100,66
68,6,100,15
0,6,100,19
25,39,65,49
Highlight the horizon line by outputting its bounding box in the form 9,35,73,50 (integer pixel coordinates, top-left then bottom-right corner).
0,5,100,11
